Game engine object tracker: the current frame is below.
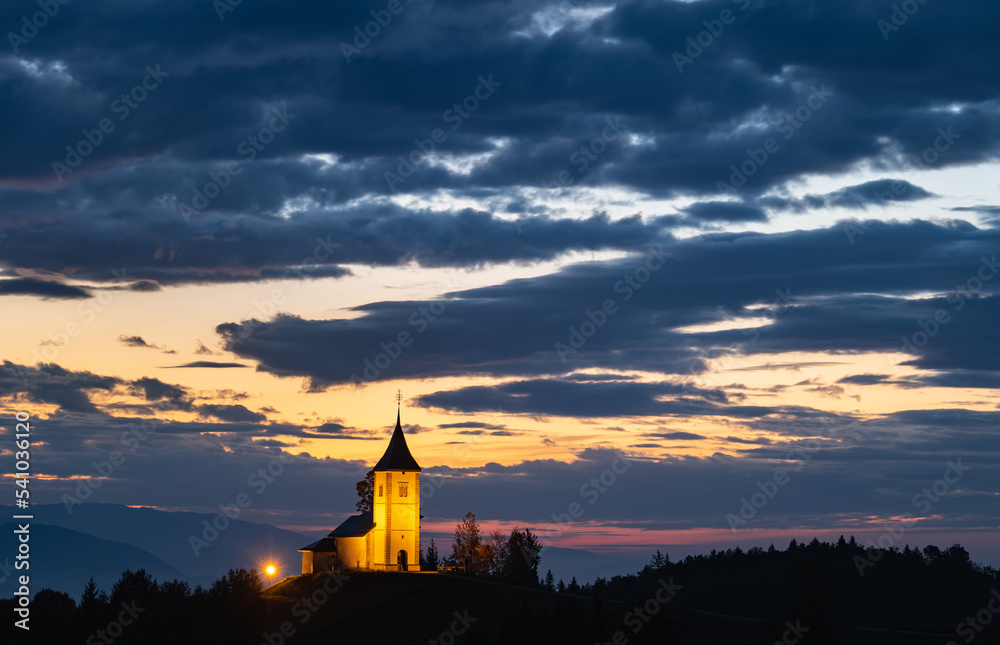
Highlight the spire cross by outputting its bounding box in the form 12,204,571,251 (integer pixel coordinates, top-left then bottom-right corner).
395,390,403,407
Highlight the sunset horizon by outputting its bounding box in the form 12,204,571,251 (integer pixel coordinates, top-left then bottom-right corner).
2,0,999,642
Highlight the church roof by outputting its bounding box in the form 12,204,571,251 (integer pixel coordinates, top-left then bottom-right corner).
299,511,375,550
373,410,421,472
329,511,375,537
299,536,338,552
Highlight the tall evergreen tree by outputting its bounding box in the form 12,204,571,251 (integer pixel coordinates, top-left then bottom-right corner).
422,539,440,571
79,577,106,615
505,528,542,585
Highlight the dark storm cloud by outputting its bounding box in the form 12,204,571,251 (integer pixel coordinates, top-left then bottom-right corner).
722,436,772,446
439,422,507,430
164,361,248,368
761,179,936,213
455,429,518,436
0,197,676,287
903,371,1000,390
416,378,829,420
647,431,706,441
0,361,119,413
1,381,996,535
683,201,768,223
1,0,997,288
0,277,91,299
219,220,1000,389
198,403,267,423
129,376,188,404
837,374,892,386
313,423,348,434
817,179,934,209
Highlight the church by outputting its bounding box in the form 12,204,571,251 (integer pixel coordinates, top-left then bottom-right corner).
299,404,422,573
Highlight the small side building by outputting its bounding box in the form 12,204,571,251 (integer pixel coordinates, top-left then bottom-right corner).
299,512,375,573
300,408,422,573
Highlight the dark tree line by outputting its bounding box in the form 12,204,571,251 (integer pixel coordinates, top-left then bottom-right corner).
563,537,999,633
1,568,268,645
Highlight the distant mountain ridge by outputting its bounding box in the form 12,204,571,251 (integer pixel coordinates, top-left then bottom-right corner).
0,523,186,598
0,503,315,596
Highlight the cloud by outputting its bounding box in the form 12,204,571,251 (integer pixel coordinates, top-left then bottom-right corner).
837,374,891,386
194,340,218,355
0,361,120,414
417,378,824,420
762,179,935,213
119,335,175,353
1,369,996,537
646,431,707,441
0,278,91,299
164,361,248,369
217,220,1000,392
683,201,769,223
313,423,348,434
198,404,267,423
0,0,995,292
455,429,519,436
129,377,189,405
723,436,773,445
438,422,507,430
128,280,162,292
1,0,999,555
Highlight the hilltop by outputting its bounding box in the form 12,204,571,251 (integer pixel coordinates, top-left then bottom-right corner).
259,571,978,645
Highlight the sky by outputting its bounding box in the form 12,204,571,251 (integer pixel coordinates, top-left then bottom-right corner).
1,0,999,566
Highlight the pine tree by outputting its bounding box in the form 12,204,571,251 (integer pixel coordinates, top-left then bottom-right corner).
504,528,542,584
568,576,580,592
544,569,555,592
557,578,566,593
79,577,106,615
422,539,440,571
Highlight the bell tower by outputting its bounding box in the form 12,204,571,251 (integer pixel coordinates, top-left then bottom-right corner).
371,391,421,571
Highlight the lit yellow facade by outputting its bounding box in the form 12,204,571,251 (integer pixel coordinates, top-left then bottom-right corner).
371,468,420,571
299,407,422,573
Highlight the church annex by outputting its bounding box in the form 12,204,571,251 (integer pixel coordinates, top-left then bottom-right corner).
299,405,422,572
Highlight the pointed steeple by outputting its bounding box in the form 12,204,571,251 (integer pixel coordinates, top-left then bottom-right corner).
374,398,421,471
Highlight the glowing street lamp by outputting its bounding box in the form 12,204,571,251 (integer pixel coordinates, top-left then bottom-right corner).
265,564,276,586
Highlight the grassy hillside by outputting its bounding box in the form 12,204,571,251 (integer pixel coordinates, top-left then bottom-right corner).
260,571,976,645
